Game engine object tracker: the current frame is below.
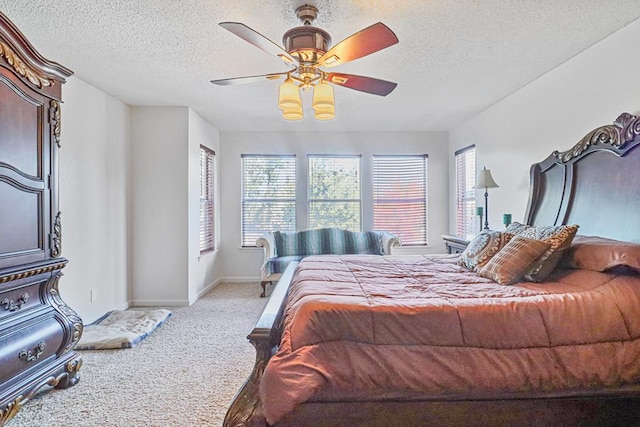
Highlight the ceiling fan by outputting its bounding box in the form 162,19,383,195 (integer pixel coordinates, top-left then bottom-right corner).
210,5,399,120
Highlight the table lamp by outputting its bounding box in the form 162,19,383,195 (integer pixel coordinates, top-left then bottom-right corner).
474,167,499,230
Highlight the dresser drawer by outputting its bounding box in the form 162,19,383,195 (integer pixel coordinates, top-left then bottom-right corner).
0,274,48,322
0,316,64,386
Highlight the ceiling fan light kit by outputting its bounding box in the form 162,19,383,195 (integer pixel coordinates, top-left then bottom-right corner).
311,80,335,120
314,107,336,121
278,77,303,110
282,107,304,121
211,4,399,121
312,81,334,109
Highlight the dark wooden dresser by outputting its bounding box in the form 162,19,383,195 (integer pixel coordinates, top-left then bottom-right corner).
0,11,82,426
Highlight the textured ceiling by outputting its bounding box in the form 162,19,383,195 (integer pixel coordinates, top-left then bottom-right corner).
1,1,639,132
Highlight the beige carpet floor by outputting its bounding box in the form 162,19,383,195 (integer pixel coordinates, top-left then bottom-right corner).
9,282,267,427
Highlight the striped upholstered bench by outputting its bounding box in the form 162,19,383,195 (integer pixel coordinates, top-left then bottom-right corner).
257,228,401,297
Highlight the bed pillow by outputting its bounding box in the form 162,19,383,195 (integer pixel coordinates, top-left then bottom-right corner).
504,222,579,282
563,236,640,272
457,231,513,271
504,222,530,235
479,236,551,285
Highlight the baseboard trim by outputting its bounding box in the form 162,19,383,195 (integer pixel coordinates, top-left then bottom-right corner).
219,276,261,283
130,298,190,306
191,278,222,303
116,301,130,311
130,278,261,307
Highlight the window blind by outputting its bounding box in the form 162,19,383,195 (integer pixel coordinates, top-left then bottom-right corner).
373,155,428,245
199,146,215,253
455,145,476,240
308,155,361,230
241,155,296,247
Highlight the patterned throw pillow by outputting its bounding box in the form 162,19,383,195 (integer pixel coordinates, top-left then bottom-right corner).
505,222,579,281
457,231,514,271
479,236,551,285
504,222,529,235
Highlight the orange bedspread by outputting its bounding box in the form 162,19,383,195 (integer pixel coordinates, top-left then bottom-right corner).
260,254,640,424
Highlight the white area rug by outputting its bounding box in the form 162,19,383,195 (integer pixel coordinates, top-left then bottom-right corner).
76,309,172,350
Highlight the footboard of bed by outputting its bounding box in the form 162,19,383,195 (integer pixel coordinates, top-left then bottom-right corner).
274,396,640,427
223,262,298,427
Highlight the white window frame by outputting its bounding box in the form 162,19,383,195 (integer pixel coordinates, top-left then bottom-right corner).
199,145,215,253
307,155,362,231
373,154,428,245
240,154,296,247
455,145,476,240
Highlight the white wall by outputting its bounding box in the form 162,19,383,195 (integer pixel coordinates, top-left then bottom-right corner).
188,109,222,303
130,107,223,306
449,19,640,234
60,77,130,324
218,131,449,280
130,107,190,305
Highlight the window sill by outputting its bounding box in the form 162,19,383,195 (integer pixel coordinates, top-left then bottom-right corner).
198,249,219,261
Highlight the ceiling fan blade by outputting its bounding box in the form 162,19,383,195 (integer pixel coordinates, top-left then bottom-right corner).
326,72,397,96
219,22,296,65
317,22,398,68
211,72,288,86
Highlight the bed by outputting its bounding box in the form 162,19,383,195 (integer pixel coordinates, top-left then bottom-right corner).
224,112,640,427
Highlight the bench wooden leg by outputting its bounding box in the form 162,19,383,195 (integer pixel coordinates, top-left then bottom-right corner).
260,281,270,298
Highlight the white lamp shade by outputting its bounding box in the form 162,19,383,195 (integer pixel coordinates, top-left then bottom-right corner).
474,167,499,189
314,106,335,120
278,78,302,110
312,81,334,110
282,106,304,120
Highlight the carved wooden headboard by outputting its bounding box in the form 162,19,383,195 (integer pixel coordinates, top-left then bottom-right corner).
524,112,640,242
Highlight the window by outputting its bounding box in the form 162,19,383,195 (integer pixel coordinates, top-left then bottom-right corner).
308,155,361,230
455,145,476,240
241,155,296,246
199,146,215,253
373,155,428,245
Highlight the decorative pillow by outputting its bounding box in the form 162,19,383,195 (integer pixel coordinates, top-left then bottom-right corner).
504,222,579,282
479,236,551,285
504,222,529,235
457,231,514,271
562,236,640,272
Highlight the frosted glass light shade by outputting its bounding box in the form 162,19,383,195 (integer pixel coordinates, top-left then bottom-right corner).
278,78,302,110
314,106,335,120
282,106,304,120
312,81,334,110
